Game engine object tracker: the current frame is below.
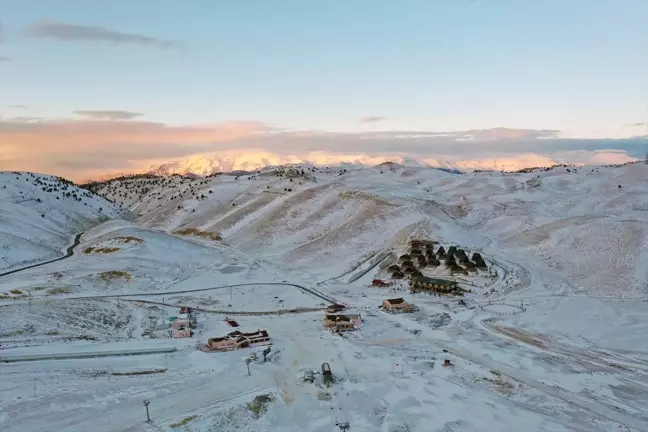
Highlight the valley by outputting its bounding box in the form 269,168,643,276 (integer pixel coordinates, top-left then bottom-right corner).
1,162,647,432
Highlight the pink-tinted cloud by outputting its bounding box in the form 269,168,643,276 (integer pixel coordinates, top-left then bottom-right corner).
0,117,640,181
0,117,273,179
359,116,388,123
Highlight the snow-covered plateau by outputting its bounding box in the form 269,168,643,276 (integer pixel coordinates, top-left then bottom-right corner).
1,162,647,432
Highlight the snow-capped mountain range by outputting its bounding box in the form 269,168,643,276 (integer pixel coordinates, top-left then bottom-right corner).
145,152,461,177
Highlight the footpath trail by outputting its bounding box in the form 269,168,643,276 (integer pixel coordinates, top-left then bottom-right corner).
0,233,84,278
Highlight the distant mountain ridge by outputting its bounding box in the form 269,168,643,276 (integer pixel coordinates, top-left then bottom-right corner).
144,153,463,178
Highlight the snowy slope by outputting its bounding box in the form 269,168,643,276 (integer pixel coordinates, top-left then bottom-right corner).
89,162,648,296
3,162,648,432
0,172,125,272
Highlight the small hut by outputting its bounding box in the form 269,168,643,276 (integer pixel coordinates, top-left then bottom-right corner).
321,362,332,376
327,303,347,313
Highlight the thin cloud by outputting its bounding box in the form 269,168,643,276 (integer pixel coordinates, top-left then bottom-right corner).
359,116,388,123
0,56,9,62
460,127,561,140
73,110,144,120
624,122,646,127
8,116,43,122
25,20,180,49
8,104,29,109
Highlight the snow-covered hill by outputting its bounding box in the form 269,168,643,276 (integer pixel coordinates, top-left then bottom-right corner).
88,162,648,297
0,172,125,272
3,162,648,432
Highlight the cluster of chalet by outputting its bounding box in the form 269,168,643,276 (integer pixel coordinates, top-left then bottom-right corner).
388,239,487,280
207,329,271,352
323,303,362,332
171,307,196,338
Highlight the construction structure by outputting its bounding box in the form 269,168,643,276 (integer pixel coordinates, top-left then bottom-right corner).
409,275,460,295
205,329,271,352
382,297,415,313
170,307,196,338
323,312,362,332
171,319,192,338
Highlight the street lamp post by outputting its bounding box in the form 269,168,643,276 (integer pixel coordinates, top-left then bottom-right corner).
143,400,151,423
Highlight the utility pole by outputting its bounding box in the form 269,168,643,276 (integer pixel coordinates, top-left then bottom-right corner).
27,289,31,307
246,358,252,376
143,400,151,423
165,353,168,371
33,378,36,397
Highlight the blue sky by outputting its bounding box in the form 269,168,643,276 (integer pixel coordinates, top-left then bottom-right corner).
0,0,646,179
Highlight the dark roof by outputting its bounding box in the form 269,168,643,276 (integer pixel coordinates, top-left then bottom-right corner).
325,314,351,322
385,297,406,305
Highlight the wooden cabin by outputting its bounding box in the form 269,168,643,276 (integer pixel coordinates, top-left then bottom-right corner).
323,313,361,332
382,297,414,313
409,275,459,294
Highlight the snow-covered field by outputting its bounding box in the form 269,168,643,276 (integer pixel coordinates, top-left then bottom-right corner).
1,162,648,432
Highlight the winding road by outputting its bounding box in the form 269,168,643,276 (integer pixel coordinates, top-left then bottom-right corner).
0,232,84,278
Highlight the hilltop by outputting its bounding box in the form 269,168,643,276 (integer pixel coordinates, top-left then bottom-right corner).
0,172,125,272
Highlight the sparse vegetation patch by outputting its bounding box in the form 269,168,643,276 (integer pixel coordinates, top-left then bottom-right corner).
169,415,199,428
173,228,222,241
114,236,143,244
48,287,73,295
246,394,275,419
99,271,132,282
10,289,23,295
84,247,120,254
